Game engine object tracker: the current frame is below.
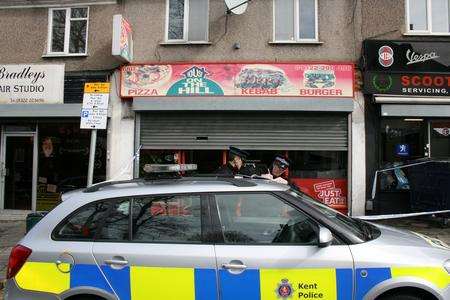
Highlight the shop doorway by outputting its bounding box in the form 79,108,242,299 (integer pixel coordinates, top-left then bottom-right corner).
429,121,450,158
0,131,37,211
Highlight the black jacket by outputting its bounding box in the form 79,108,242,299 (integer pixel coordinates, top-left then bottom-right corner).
216,163,236,175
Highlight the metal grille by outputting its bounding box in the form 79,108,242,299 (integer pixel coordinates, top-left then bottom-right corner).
64,73,109,104
140,112,348,151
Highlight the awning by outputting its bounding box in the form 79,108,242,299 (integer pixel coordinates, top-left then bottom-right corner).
375,96,450,104
381,104,450,117
0,104,82,117
132,97,354,112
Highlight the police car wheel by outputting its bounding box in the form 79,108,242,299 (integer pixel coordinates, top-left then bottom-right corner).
378,293,423,300
68,295,105,300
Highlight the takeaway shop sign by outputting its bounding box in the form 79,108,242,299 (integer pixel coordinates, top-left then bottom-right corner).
120,63,354,98
0,64,65,104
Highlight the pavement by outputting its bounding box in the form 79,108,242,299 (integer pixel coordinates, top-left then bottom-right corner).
0,221,26,300
374,216,450,244
0,218,448,299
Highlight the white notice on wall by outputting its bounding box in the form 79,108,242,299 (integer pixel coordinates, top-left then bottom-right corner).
80,84,110,130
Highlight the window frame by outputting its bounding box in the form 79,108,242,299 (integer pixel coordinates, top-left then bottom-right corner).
51,198,112,242
405,0,450,35
272,0,319,43
211,191,328,246
52,193,212,244
46,6,90,56
164,0,210,43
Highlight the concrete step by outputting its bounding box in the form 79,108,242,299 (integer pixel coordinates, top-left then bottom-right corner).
0,210,30,221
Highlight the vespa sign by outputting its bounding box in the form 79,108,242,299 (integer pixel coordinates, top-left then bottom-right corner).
0,64,64,104
363,40,450,96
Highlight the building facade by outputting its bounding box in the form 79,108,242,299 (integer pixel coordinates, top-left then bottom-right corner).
0,0,366,216
361,0,450,214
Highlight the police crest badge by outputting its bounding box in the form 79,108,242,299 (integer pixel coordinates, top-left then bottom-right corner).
275,278,294,299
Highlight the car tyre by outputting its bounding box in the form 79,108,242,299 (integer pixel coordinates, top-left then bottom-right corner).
68,295,106,300
378,293,430,300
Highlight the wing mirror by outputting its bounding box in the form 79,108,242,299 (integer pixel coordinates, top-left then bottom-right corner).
318,227,333,248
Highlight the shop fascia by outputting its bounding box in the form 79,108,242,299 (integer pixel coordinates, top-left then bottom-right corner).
362,40,450,98
120,62,354,98
0,64,64,104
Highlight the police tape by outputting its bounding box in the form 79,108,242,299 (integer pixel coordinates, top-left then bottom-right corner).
371,160,432,200
355,209,450,220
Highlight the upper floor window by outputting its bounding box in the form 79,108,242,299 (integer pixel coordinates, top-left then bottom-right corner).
407,0,450,34
273,0,318,42
48,7,89,55
165,0,209,43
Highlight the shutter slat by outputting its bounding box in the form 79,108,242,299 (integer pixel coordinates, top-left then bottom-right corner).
140,112,348,151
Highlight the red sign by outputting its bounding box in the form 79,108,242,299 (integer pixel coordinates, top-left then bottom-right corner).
121,63,354,98
292,178,348,214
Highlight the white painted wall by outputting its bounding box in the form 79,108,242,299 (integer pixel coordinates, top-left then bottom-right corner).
106,70,135,181
351,91,366,216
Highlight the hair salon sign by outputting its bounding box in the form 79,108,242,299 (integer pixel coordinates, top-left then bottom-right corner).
0,64,65,104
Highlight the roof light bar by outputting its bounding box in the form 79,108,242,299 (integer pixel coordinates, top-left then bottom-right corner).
143,164,198,173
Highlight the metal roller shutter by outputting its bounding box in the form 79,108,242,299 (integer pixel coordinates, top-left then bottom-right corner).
140,112,348,151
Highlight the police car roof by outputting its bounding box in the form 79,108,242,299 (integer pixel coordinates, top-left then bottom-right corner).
62,177,289,202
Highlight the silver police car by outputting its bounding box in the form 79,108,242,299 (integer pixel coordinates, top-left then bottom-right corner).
4,175,450,300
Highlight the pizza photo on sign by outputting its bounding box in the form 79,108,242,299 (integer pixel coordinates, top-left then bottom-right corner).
123,65,172,88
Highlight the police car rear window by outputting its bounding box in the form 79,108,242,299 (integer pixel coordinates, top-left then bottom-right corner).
53,201,110,240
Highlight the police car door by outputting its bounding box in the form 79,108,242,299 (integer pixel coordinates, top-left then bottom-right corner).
212,192,354,300
92,194,218,300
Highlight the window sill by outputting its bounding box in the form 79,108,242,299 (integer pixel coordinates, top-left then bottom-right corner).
160,41,212,46
269,41,323,45
42,53,89,58
403,32,450,36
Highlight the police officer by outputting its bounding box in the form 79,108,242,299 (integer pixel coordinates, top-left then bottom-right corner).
216,146,250,176
262,155,291,184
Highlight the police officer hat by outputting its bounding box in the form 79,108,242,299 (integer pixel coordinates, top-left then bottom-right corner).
273,155,291,170
229,146,250,160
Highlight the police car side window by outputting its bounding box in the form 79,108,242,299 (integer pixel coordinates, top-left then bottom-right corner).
96,199,130,241
215,193,319,245
131,194,202,243
53,201,110,240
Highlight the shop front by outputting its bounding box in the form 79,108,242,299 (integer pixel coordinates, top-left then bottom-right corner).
121,62,355,214
0,64,108,212
362,40,450,213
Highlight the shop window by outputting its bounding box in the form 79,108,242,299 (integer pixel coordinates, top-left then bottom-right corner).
380,119,426,164
47,7,89,55
139,149,223,176
137,149,348,212
430,121,450,158
165,0,209,43
273,0,318,42
37,123,106,210
407,0,450,34
379,119,426,192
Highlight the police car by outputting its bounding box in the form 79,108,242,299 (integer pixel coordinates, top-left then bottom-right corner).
4,165,450,300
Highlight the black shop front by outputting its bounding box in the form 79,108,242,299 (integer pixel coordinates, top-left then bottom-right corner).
362,40,450,214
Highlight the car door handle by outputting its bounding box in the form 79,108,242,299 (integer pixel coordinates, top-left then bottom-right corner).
222,263,247,270
104,259,129,266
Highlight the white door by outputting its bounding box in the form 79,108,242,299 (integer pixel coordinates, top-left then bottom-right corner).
0,130,37,210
